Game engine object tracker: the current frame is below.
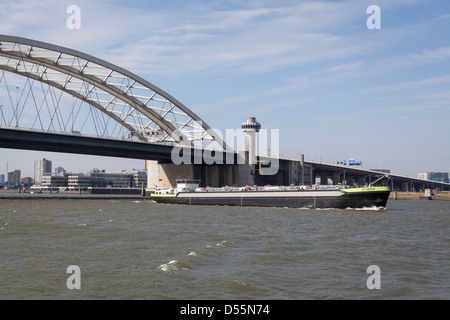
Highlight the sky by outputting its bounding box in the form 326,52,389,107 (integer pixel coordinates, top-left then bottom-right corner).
0,0,449,178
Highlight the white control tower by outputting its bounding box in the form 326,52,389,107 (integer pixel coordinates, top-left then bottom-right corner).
241,117,261,166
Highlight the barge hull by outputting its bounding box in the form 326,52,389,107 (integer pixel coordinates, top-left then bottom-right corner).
150,187,390,209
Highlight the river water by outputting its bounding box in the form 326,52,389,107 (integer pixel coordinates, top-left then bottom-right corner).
0,195,448,300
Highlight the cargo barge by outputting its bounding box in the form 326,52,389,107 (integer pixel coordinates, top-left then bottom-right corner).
150,179,390,209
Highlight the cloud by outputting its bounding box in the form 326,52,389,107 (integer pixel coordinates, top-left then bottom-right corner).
1,0,440,78
0,0,411,78
63,1,372,76
375,47,450,71
361,75,450,95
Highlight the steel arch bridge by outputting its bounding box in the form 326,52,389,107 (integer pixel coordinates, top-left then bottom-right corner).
0,35,228,150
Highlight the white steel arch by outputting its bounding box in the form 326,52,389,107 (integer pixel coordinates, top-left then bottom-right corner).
0,34,228,150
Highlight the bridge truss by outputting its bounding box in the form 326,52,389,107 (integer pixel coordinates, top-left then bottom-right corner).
0,35,227,150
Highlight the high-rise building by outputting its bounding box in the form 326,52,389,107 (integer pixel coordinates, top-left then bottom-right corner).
34,158,52,185
418,173,429,180
429,172,449,183
0,174,5,184
21,177,34,187
54,166,66,175
133,171,147,188
418,172,449,183
7,170,21,186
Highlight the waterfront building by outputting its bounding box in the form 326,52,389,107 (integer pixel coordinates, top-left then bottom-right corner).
0,174,4,184
418,172,449,183
67,170,147,189
133,171,147,188
21,177,34,187
68,173,92,189
41,173,69,188
87,170,133,188
429,172,449,183
7,170,21,186
418,173,429,180
54,166,66,175
34,158,52,185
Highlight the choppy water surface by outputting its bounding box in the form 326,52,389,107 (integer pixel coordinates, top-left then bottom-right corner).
0,197,448,299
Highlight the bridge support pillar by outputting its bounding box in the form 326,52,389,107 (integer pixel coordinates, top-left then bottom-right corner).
146,161,242,192
306,164,313,185
332,172,341,185
320,173,329,185
196,164,239,187
300,154,305,185
146,160,194,192
358,176,366,186
288,161,299,186
238,151,255,186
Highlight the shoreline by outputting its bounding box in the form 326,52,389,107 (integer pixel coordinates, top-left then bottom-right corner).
389,191,450,200
0,190,143,200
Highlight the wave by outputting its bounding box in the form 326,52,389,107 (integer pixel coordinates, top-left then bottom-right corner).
216,240,229,248
158,260,190,274
205,240,230,249
346,206,386,211
188,251,200,258
231,279,249,287
160,239,231,274
310,206,386,211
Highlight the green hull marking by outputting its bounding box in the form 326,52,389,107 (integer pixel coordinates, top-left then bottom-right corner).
150,193,177,197
342,186,390,193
